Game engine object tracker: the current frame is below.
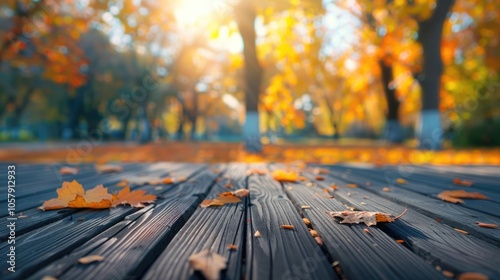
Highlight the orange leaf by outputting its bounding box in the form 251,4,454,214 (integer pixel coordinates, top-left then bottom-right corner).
475,222,499,229
200,199,225,208
272,169,298,182
328,209,407,226
457,272,489,280
39,180,85,210
438,190,488,204
453,178,473,187
68,194,112,209
216,192,242,204
112,186,157,208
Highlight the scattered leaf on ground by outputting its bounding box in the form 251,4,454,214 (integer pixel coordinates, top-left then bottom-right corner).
347,183,358,188
79,255,104,264
313,168,329,175
454,228,468,235
438,190,488,204
457,272,489,280
301,205,311,209
233,189,249,198
475,222,499,229
396,240,405,244
200,200,225,208
327,209,407,226
216,192,242,203
188,250,227,280
41,276,58,280
303,218,311,227
112,186,157,208
315,236,323,246
330,184,338,190
309,229,319,237
246,168,267,175
442,271,454,278
272,169,298,182
280,225,295,230
116,180,129,187
382,187,391,192
227,244,238,251
453,178,473,187
254,231,261,237
396,178,407,184
315,176,325,181
95,164,122,173
59,167,79,175
363,228,370,234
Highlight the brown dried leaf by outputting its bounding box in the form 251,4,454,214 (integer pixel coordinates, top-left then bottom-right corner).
280,225,295,230
475,222,499,229
396,178,407,184
78,255,104,264
327,209,407,226
95,164,122,173
313,168,329,175
112,187,157,208
438,190,488,204
233,189,250,198
188,250,227,280
457,272,489,280
216,192,242,204
382,187,391,192
453,178,473,187
200,200,225,208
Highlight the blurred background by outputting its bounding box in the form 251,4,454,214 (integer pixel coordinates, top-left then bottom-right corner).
0,0,499,149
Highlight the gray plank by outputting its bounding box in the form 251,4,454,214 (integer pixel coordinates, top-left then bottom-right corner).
143,164,246,280
1,164,204,279
30,166,222,280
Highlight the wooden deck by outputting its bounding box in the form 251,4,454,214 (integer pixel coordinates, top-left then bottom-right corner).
1,162,500,280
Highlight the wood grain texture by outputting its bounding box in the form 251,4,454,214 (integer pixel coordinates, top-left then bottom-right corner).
40,166,222,280
1,164,204,279
245,165,337,280
269,165,443,280
143,164,246,280
308,168,500,278
325,166,500,245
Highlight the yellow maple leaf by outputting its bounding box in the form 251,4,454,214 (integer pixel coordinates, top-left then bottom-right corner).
112,186,157,208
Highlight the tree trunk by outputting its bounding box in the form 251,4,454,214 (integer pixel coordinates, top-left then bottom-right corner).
416,0,455,149
379,60,403,143
235,1,263,152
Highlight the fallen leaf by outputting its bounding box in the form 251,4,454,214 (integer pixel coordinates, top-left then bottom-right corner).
457,272,489,280
233,189,249,198
330,184,338,190
40,180,85,210
227,244,238,251
315,236,323,246
298,176,308,181
475,222,499,229
363,228,370,234
396,178,407,184
301,205,311,209
442,270,454,278
41,276,58,280
347,183,358,188
303,218,311,227
327,209,407,226
438,190,488,204
112,187,157,208
315,176,325,181
382,187,391,192
254,230,261,237
454,228,468,235
216,192,242,204
200,200,225,208
453,178,473,187
79,255,104,264
313,168,329,175
59,167,79,175
188,250,227,280
161,177,175,184
95,164,122,173
396,240,405,244
115,180,129,187
280,225,295,230
272,169,298,182
225,182,234,189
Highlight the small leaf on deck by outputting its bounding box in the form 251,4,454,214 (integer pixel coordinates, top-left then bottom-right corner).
438,190,488,204
79,255,104,264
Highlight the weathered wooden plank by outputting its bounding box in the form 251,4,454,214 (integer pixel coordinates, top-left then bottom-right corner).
325,166,500,246
269,165,443,280
1,164,204,279
245,165,337,280
143,164,246,280
307,169,500,278
27,166,222,280
0,163,187,241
